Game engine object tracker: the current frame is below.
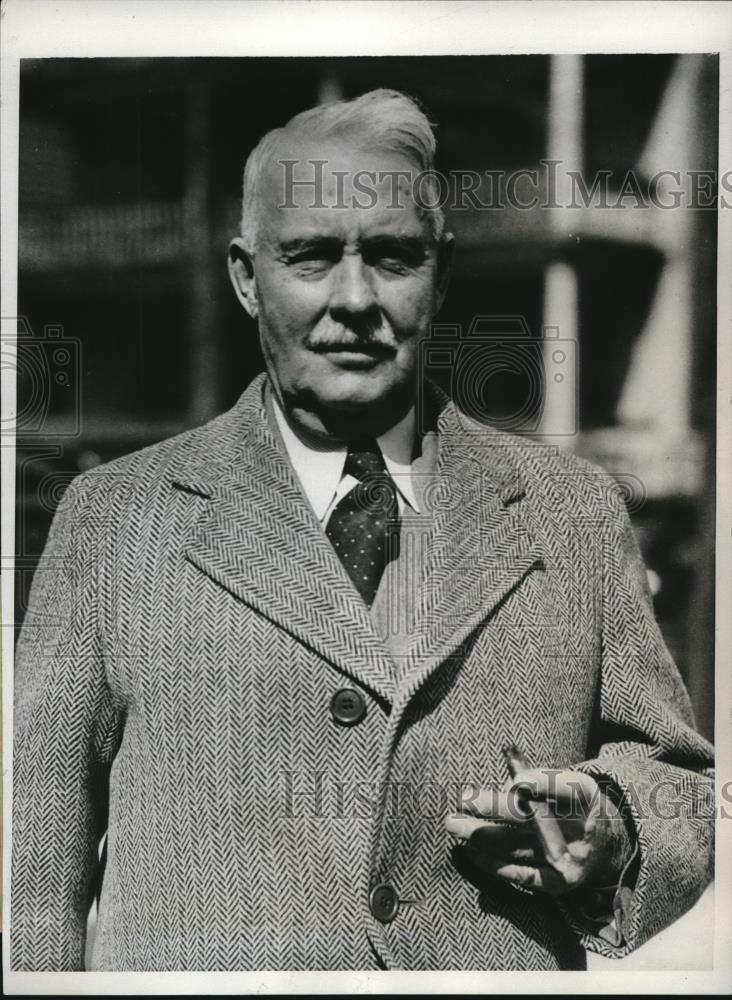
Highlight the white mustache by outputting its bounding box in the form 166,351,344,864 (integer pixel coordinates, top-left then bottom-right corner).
305,324,398,352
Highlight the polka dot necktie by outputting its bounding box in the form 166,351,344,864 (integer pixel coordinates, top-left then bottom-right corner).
325,438,401,606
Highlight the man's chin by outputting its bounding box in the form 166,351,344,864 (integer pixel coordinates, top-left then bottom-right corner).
280,369,415,440
310,371,405,412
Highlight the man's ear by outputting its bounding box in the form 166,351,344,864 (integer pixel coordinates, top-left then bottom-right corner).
228,238,259,319
433,231,454,314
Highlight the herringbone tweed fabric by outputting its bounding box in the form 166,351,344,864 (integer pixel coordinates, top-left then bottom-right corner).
11,372,714,971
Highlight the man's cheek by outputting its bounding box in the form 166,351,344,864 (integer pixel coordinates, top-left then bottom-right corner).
403,281,438,324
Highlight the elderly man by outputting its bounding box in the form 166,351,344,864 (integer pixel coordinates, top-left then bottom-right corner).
12,89,713,972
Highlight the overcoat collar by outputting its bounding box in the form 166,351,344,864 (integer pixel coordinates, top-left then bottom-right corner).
174,372,544,706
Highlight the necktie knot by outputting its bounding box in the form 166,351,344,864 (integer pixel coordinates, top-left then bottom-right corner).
343,438,388,482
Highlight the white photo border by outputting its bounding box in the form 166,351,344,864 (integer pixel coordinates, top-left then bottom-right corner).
2,1,730,994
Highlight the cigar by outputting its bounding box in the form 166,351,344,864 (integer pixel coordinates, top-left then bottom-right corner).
502,744,571,866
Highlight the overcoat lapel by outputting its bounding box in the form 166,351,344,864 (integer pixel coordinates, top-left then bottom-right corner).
175,374,396,705
395,385,546,707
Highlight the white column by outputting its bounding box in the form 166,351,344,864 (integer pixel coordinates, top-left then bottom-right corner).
540,54,583,448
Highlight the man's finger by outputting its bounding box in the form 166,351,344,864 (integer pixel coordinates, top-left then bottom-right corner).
445,815,502,840
505,768,602,817
459,784,532,824
463,848,569,896
466,822,536,857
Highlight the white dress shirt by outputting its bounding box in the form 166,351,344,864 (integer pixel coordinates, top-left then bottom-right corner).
271,394,421,525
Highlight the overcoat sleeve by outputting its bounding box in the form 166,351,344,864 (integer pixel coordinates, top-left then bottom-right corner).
558,473,715,957
11,475,123,971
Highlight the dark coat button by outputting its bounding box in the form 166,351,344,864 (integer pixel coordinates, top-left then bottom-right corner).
330,688,367,726
369,883,399,923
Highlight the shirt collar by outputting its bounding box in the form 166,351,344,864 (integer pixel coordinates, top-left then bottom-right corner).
377,406,419,511
271,393,420,519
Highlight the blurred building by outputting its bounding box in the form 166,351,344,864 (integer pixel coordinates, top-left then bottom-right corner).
15,55,717,738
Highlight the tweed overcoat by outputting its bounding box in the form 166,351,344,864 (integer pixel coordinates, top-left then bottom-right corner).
11,372,714,971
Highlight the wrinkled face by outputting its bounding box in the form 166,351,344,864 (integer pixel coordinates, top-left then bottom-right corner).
229,135,452,439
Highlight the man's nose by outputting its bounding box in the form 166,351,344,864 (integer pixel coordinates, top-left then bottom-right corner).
329,254,378,319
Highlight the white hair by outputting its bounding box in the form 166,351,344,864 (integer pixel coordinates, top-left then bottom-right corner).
239,88,445,252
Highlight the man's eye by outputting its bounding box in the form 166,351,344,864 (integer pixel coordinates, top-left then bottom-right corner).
283,258,332,279
292,257,332,269
376,257,410,274
284,249,339,275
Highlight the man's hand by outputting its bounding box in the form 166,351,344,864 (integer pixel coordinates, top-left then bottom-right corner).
445,769,632,897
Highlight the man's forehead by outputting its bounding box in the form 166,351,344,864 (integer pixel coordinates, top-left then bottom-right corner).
257,132,428,238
